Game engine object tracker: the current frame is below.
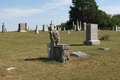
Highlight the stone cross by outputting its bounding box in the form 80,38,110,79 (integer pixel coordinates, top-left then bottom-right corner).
50,21,54,31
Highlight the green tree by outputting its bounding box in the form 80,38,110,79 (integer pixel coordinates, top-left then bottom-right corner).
111,14,120,27
69,0,99,28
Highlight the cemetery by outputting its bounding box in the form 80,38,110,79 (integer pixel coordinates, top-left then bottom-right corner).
0,29,120,79
0,0,120,80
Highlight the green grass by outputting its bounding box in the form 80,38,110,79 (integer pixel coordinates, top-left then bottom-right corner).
0,30,120,80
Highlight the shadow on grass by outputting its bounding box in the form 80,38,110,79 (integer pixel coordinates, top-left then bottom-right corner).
24,57,52,62
69,44,85,46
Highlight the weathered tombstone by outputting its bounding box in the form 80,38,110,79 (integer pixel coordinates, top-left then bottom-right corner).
83,22,86,30
84,24,100,45
48,30,70,63
116,25,117,31
43,25,48,31
50,21,54,31
68,30,70,34
18,23,26,32
64,27,66,31
5,28,7,32
28,27,30,31
71,52,87,57
72,21,75,30
35,25,39,34
113,26,114,31
98,47,110,50
2,23,5,33
76,20,80,31
79,21,81,31
25,23,28,30
74,25,76,31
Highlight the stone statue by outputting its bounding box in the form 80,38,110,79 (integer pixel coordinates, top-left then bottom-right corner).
49,30,60,47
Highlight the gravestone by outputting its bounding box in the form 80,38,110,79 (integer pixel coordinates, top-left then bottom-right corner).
116,25,117,31
64,27,66,31
83,22,86,30
48,30,70,63
77,23,79,31
25,23,28,30
98,48,110,50
68,30,70,34
74,25,76,31
113,26,114,31
43,25,48,31
18,23,26,32
72,21,75,30
79,21,81,31
35,25,39,34
71,52,87,57
2,23,5,33
84,24,100,45
50,21,54,31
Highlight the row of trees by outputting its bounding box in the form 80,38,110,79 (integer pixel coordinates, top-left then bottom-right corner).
58,0,120,30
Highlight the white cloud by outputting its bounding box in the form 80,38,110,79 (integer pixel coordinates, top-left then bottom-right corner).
0,8,44,18
101,0,104,2
99,5,120,15
0,0,71,18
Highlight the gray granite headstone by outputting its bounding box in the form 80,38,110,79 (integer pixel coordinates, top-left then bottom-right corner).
18,23,26,32
43,25,48,31
84,23,100,45
35,25,39,34
71,52,87,57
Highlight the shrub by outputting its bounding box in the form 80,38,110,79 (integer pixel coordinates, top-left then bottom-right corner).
100,34,110,41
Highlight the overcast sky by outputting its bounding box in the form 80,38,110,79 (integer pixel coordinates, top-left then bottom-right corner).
0,0,120,31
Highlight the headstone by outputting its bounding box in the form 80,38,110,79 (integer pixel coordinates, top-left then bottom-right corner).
35,25,39,34
54,44,70,63
43,25,48,31
68,30,70,34
76,20,80,31
64,27,66,31
116,25,117,31
25,23,28,30
72,21,75,30
98,48,110,50
74,25,76,31
113,26,114,31
83,22,86,30
50,21,54,31
2,23,5,33
71,52,87,57
18,23,26,32
48,30,70,63
28,27,30,31
117,27,120,31
79,21,81,31
84,24,100,45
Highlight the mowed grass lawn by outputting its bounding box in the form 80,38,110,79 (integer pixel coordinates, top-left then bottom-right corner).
0,30,120,80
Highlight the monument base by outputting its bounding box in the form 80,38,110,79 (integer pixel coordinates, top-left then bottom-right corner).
84,40,100,45
19,30,26,32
